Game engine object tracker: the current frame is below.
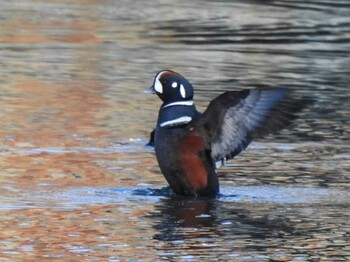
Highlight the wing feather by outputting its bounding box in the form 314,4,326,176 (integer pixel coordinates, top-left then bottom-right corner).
195,88,309,162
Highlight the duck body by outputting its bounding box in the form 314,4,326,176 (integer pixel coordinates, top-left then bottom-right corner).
154,103,219,196
147,70,308,197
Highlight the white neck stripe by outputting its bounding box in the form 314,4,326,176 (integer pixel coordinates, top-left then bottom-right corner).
162,100,194,108
160,116,192,127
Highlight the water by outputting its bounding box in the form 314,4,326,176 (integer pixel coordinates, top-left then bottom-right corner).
0,0,349,260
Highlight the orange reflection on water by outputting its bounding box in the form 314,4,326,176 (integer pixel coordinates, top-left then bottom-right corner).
0,204,158,260
2,152,114,188
1,80,108,148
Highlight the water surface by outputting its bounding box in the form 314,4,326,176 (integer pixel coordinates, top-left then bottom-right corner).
0,0,349,261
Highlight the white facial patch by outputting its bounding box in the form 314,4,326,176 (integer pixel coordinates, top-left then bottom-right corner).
154,72,164,94
180,84,186,98
154,79,163,94
171,82,178,88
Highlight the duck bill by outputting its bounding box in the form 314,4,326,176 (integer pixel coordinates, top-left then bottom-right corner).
144,86,156,94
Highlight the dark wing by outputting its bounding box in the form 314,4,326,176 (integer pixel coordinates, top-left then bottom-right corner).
146,129,155,147
195,88,308,162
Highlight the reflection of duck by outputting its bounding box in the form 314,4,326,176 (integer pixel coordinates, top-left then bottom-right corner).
151,196,217,242
149,196,294,246
146,70,309,197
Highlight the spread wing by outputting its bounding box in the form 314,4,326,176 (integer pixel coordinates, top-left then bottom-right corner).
194,88,308,163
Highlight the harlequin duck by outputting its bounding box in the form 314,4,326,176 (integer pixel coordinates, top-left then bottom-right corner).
146,70,308,197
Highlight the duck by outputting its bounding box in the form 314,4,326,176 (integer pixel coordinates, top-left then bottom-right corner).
146,70,308,197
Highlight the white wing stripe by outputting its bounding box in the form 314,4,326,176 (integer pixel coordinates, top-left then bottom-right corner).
162,100,194,108
160,116,192,127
